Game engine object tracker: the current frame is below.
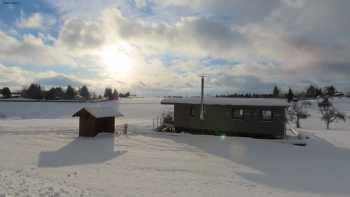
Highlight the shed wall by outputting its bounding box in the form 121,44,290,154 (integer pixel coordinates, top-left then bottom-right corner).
96,117,115,133
77,111,115,137
79,114,98,137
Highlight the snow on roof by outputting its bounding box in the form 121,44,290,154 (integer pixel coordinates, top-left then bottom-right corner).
161,97,289,107
73,106,120,118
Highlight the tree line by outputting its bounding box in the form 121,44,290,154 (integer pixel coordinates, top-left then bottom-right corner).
217,84,346,102
0,84,132,100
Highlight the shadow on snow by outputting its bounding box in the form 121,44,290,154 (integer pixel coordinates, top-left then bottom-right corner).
137,131,350,195
38,133,126,167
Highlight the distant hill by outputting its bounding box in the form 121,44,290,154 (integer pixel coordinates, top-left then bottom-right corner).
37,75,82,87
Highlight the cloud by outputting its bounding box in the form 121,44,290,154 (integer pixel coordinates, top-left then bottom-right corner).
0,64,72,90
134,0,147,9
0,64,30,88
103,8,247,58
1,1,350,95
46,0,120,19
58,19,105,50
17,12,56,29
238,6,350,86
153,0,282,23
0,31,73,67
209,74,277,94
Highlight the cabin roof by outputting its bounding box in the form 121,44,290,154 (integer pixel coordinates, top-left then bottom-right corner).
161,97,289,107
73,106,119,118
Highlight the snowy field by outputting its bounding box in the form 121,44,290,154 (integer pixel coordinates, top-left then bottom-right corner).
0,97,349,197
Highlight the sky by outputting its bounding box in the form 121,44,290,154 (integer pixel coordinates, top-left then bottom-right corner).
0,0,349,96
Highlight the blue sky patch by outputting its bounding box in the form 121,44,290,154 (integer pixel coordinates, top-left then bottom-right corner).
0,0,60,37
200,57,239,67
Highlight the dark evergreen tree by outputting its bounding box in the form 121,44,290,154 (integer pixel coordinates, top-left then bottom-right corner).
55,87,65,99
316,88,323,97
272,85,280,98
324,86,336,96
45,87,65,100
286,88,294,102
64,85,76,99
79,85,90,100
1,87,11,98
45,88,56,100
25,84,43,99
306,85,317,98
104,88,113,100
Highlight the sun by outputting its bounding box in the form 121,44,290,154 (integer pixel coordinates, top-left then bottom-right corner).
100,46,132,75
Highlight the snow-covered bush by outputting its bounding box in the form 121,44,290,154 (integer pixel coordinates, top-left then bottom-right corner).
318,97,346,129
162,111,174,124
155,112,176,133
287,100,311,128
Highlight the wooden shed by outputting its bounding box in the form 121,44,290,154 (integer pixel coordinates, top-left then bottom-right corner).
73,106,117,137
161,97,289,138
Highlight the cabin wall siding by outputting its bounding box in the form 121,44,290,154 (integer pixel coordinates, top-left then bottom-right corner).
75,110,115,137
96,117,115,133
79,114,98,137
174,104,286,137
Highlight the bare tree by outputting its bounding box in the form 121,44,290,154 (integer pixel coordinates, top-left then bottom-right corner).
318,97,346,129
287,100,311,128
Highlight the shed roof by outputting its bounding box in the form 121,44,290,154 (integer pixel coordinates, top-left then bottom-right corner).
73,106,120,118
161,97,289,107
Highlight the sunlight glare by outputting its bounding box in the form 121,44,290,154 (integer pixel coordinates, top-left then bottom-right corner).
101,46,132,76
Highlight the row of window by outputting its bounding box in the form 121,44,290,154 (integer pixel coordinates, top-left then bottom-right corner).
190,106,277,121
232,109,273,121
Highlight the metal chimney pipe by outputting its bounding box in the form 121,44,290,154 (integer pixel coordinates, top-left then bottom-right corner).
200,75,205,120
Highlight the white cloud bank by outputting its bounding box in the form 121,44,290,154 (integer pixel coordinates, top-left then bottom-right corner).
0,0,349,95
17,12,56,29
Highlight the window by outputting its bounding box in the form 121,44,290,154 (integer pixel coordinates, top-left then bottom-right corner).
261,110,273,121
190,106,195,117
232,109,244,119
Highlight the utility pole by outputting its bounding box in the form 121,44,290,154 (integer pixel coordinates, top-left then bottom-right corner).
200,75,207,120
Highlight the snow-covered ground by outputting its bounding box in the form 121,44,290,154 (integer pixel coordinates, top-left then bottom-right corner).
0,97,349,197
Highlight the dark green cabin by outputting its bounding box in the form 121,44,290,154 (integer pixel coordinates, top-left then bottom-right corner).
161,97,289,138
